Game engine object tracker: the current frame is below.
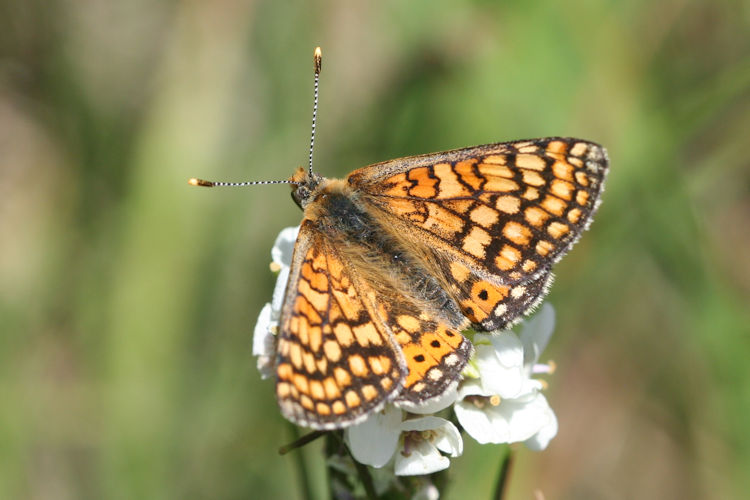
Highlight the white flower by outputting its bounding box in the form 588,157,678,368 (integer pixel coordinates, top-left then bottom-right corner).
454,379,556,446
395,416,463,476
395,382,458,415
345,406,463,476
252,226,299,378
454,304,558,449
472,331,529,398
345,405,403,468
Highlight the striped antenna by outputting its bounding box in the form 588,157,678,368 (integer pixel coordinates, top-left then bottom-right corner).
188,47,324,189
309,46,322,176
187,178,298,187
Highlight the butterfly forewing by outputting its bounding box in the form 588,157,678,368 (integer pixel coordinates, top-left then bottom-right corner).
349,138,608,285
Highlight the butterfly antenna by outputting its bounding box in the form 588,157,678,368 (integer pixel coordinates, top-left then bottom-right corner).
189,48,324,188
308,46,322,177
187,178,297,188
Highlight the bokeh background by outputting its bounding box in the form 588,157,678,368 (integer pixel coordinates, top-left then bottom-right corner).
2,0,748,498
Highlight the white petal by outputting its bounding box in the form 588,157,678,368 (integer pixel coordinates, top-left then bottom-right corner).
520,303,555,368
394,440,449,476
474,332,525,398
456,391,554,445
398,416,462,457
270,266,290,316
432,421,463,457
344,406,402,468
456,378,492,399
518,377,545,396
454,400,504,445
252,303,276,378
252,303,274,357
524,399,558,451
400,416,450,433
396,382,458,414
478,332,524,366
271,226,300,268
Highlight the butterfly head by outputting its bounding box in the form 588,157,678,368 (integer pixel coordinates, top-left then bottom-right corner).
290,166,324,210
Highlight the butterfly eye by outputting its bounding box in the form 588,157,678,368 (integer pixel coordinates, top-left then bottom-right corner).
291,187,309,209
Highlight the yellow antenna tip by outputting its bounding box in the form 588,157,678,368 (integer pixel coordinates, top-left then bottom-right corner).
314,46,322,75
188,178,214,187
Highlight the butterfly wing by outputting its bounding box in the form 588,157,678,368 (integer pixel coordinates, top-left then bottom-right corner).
275,216,474,428
439,262,555,331
275,221,406,429
349,137,608,330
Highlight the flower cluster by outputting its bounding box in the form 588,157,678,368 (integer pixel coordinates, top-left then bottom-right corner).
254,227,558,477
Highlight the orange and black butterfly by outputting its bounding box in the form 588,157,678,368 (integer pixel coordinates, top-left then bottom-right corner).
191,48,608,430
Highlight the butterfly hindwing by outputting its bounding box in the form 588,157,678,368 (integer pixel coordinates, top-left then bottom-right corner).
371,285,473,405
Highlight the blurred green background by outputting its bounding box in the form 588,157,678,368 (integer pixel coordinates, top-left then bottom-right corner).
1,0,748,498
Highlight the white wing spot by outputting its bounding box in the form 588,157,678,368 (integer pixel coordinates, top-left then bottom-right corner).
444,353,460,366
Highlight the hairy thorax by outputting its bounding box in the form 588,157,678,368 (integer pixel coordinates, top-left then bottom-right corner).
295,174,466,330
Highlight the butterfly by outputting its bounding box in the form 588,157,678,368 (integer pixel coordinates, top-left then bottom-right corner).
273,136,608,429
190,49,608,430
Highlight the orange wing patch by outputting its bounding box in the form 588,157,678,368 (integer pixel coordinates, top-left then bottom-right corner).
276,224,406,429
351,138,608,285
383,306,471,404
456,267,553,331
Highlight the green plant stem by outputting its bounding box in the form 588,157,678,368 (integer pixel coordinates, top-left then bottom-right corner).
350,455,378,500
279,429,327,455
287,422,315,500
493,446,514,500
